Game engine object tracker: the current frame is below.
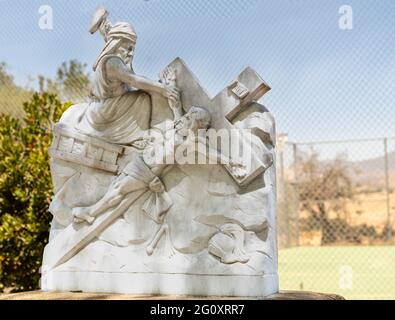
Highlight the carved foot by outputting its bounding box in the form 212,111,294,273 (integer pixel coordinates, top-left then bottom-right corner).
72,207,95,225
228,161,247,180
146,224,177,258
164,237,177,259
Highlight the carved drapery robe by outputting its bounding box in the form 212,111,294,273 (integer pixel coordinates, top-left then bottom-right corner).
76,55,151,145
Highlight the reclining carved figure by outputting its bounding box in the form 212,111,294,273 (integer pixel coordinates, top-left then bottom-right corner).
72,105,247,226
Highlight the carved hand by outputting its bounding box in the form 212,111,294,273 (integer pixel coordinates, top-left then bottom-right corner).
159,66,181,108
162,85,180,103
131,137,154,150
160,66,177,86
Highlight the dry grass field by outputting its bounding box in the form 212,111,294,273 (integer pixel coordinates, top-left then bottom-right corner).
298,191,395,245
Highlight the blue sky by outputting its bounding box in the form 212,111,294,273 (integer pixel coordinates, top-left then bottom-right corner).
0,0,394,159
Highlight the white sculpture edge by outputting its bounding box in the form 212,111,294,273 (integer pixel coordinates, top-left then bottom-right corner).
41,270,279,297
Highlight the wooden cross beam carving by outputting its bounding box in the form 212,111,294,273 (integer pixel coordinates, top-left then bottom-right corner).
164,58,272,187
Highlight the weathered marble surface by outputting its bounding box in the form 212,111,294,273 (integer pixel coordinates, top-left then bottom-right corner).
41,7,278,297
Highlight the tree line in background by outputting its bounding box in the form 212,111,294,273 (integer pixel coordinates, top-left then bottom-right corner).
280,151,393,248
0,60,90,118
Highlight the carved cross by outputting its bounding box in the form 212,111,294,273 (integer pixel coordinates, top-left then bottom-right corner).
163,58,272,187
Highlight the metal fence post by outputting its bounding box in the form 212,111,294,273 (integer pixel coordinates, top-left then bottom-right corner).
279,141,291,248
293,143,300,247
384,138,392,242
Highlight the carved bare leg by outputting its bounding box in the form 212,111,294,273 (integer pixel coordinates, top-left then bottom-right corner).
146,224,167,256
146,223,176,258
72,188,123,224
72,175,145,224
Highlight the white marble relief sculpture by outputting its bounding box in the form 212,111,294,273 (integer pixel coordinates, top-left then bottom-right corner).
41,7,278,297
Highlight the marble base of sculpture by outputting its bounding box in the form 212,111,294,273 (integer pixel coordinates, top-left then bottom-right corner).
42,272,278,297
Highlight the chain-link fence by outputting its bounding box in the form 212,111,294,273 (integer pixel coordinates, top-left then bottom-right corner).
1,0,395,299
277,136,395,299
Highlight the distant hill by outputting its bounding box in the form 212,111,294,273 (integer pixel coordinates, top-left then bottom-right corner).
350,150,395,190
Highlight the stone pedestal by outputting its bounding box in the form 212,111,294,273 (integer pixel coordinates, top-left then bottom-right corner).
0,291,345,300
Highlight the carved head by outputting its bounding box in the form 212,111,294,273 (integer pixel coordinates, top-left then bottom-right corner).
175,106,211,136
93,22,137,71
108,22,136,66
117,39,135,66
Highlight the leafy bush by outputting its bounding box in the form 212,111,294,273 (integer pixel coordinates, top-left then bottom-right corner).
0,93,70,292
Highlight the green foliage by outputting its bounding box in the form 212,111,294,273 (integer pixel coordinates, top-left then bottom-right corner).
0,61,86,292
0,93,70,292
